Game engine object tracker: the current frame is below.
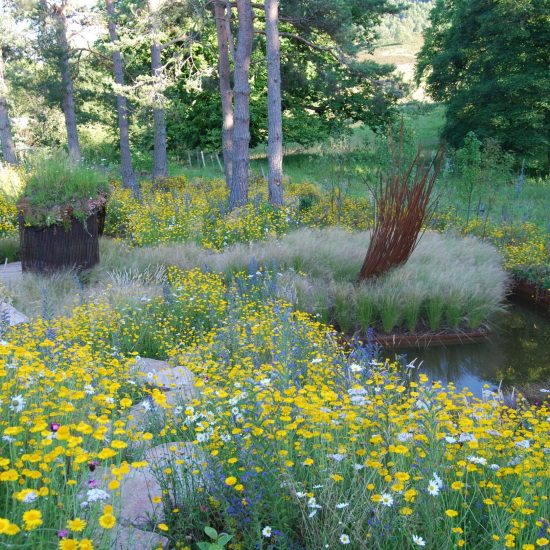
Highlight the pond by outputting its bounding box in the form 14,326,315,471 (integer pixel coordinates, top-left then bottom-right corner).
388,299,550,397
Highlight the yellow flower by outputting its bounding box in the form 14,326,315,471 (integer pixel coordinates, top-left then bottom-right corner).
225,476,237,486
445,509,459,518
158,523,169,531
99,514,116,529
67,518,87,532
537,539,549,547
59,540,78,550
22,509,42,530
98,448,117,460
80,540,94,550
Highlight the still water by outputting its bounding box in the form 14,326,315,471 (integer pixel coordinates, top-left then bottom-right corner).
388,299,550,397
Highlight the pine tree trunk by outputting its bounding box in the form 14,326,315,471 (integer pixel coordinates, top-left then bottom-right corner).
106,0,139,196
150,1,167,181
229,0,253,210
0,54,17,165
54,2,81,163
265,0,284,206
214,0,234,190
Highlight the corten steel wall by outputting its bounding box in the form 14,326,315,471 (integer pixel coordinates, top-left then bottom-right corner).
19,214,99,272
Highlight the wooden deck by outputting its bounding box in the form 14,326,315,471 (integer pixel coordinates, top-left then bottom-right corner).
0,261,22,285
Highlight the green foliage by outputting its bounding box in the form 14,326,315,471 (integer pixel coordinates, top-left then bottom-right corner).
19,153,109,227
417,0,550,165
376,0,435,46
0,236,20,263
197,526,233,550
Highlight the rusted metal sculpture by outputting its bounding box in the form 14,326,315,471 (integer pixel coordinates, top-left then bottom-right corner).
359,123,444,280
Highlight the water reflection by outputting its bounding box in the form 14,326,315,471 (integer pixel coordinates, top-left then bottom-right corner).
386,300,550,397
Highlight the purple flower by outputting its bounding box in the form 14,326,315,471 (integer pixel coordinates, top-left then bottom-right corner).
58,530,68,539
50,422,60,432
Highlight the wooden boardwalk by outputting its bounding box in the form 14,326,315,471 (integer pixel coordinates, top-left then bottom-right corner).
0,262,28,325
0,261,22,285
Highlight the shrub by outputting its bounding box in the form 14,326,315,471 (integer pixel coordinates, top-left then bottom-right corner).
18,153,109,227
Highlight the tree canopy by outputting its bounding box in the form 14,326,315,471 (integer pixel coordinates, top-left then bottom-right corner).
416,0,550,163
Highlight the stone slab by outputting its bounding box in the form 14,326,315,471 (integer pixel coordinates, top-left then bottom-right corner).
0,301,28,325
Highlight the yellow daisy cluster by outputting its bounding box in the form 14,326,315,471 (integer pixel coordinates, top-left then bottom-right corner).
103,177,371,250
161,267,550,548
0,193,18,238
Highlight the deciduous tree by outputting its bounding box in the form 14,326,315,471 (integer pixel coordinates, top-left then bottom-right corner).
417,0,550,167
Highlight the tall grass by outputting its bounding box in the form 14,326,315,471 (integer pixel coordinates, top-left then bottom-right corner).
6,228,508,334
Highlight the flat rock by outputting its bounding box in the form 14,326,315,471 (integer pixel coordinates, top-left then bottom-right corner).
126,399,160,430
118,468,164,528
0,301,28,325
153,365,196,391
131,357,197,401
132,357,170,383
84,466,164,529
145,441,206,468
112,525,168,550
145,441,209,496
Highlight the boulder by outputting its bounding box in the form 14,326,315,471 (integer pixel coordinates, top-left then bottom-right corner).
0,302,28,325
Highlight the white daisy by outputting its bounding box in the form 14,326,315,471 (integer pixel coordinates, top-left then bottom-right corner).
427,480,440,496
340,534,350,545
262,526,272,538
380,493,394,507
412,534,426,546
10,394,26,413
86,489,110,502
432,472,444,489
22,491,38,503
328,453,347,462
335,502,349,509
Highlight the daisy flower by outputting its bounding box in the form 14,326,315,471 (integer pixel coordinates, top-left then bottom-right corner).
427,480,440,496
340,534,350,545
